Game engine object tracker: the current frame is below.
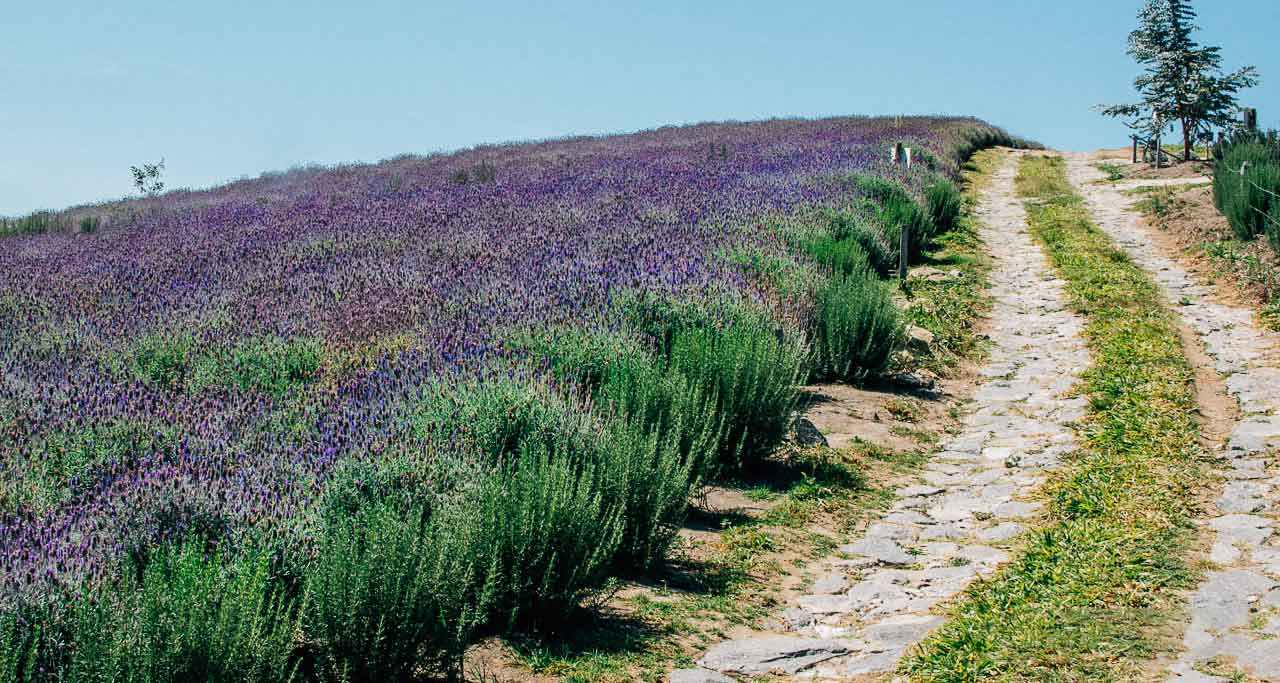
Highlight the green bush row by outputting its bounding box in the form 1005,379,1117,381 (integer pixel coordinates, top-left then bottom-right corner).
1213,136,1280,251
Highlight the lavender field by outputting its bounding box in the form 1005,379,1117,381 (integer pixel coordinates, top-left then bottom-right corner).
0,116,1015,681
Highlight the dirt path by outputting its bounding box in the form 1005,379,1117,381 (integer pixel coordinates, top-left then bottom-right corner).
670,151,1092,682
1065,153,1280,683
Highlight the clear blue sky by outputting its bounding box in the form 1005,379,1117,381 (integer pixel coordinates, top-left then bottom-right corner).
3,0,1277,215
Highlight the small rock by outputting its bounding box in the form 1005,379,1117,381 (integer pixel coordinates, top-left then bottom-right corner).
887,371,937,391
810,572,849,595
883,510,935,525
866,522,916,540
697,636,851,674
841,537,915,566
909,266,952,282
844,650,904,675
864,614,946,650
790,416,828,447
917,523,966,540
992,501,1042,519
767,606,818,632
898,484,944,498
977,522,1025,542
906,325,936,352
796,594,853,615
955,544,1009,566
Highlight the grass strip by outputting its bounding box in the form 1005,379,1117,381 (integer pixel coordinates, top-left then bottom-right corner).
904,154,1207,682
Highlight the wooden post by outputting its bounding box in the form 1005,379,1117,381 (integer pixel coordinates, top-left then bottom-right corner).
1132,136,1138,164
898,222,909,283
1244,108,1258,131
890,143,901,164
905,147,913,169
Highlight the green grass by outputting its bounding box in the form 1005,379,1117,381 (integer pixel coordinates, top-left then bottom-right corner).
904,154,1206,682
1095,162,1126,182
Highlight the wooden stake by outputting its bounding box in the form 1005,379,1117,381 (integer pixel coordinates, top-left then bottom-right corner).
905,147,913,169
1132,136,1138,164
898,222,909,283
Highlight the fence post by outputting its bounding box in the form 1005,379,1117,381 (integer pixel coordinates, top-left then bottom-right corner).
890,143,900,164
1244,108,1258,131
905,147,913,169
899,221,909,283
1132,136,1138,163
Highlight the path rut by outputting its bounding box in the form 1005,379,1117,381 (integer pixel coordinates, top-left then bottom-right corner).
1065,153,1280,683
670,151,1091,682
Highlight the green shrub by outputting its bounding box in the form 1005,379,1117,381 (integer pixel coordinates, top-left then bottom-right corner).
614,293,807,473
925,177,963,236
511,327,719,566
851,173,909,206
837,174,935,263
414,374,686,573
130,332,198,388
225,338,322,395
457,443,623,626
662,305,806,472
827,209,895,276
812,270,904,382
878,192,934,262
304,500,489,681
412,377,599,466
1214,141,1280,241
802,234,872,278
719,244,824,302
4,544,298,683
0,613,36,683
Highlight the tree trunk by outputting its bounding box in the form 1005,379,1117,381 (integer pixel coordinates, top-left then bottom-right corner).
1182,119,1193,162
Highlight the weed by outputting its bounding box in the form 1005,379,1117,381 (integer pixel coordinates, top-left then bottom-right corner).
1096,162,1126,182
884,397,924,422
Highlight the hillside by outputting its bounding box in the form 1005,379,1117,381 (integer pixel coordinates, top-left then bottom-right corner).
0,116,1019,681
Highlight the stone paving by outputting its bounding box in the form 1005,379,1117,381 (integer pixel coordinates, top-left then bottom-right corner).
668,152,1091,682
1066,154,1280,682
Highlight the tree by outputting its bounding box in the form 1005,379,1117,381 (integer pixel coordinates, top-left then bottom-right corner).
131,158,166,197
1098,0,1259,161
